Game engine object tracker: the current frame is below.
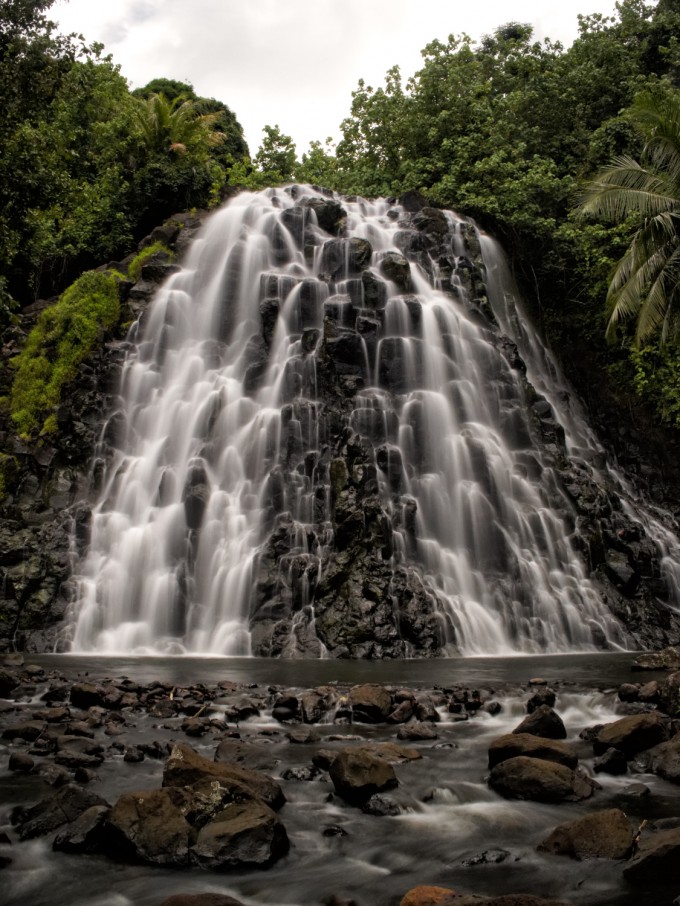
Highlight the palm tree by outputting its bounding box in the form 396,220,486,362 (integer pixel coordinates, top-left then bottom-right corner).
578,90,680,345
133,92,225,159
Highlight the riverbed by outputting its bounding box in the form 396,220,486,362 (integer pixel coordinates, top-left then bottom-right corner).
1,653,678,906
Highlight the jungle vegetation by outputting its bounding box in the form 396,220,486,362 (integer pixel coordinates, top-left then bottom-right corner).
2,0,680,436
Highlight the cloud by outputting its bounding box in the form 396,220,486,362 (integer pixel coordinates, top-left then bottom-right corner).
53,0,620,155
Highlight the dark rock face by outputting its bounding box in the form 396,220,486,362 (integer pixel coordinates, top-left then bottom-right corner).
3,188,680,658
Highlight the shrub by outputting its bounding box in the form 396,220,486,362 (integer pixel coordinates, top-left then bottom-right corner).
127,240,173,283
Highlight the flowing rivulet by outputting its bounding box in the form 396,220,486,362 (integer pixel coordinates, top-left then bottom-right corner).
66,186,678,657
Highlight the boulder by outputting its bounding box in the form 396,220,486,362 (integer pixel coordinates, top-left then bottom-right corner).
593,746,628,775
52,804,110,854
526,688,556,713
348,684,393,723
190,800,289,870
15,783,109,840
162,743,284,810
105,787,192,866
488,756,598,803
647,735,680,783
593,712,670,757
399,888,458,906
537,808,634,860
512,706,566,740
397,721,438,741
303,197,346,235
379,252,411,291
329,748,398,805
632,647,680,671
659,670,680,715
0,668,20,698
488,733,577,770
623,827,680,883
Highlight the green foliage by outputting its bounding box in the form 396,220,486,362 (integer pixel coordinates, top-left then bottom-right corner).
127,241,173,283
630,342,680,425
578,88,680,345
9,270,120,438
253,125,298,185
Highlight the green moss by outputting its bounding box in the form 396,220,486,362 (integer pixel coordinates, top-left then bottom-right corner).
9,270,120,439
127,241,173,283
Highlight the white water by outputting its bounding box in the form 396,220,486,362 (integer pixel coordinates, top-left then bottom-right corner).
66,187,640,655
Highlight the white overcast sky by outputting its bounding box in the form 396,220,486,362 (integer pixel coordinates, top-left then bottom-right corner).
52,0,622,157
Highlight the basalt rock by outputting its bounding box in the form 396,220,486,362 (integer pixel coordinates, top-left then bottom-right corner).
488,756,598,803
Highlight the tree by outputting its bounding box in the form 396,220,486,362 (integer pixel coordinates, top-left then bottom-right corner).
253,124,297,183
578,89,680,345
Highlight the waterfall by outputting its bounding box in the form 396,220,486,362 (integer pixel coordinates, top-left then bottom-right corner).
65,186,640,657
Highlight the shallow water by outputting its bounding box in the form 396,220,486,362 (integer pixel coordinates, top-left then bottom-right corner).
1,654,679,905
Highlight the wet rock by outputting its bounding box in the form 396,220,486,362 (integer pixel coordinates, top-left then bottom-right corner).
646,735,680,783
159,896,247,906
659,671,680,715
69,682,107,710
105,786,193,866
379,252,411,291
399,887,458,906
488,756,598,803
593,712,670,757
512,705,567,740
37,763,71,787
214,738,278,773
361,793,401,816
15,783,109,840
304,197,346,235
618,683,640,703
320,238,372,279
537,808,634,859
461,849,510,867
190,799,289,870
593,746,628,775
526,687,556,713
633,647,680,671
182,460,210,530
163,743,285,811
2,720,47,741
348,683,393,723
8,752,35,773
414,695,440,723
397,721,438,741
623,827,680,883
488,733,577,770
0,668,20,697
328,748,398,805
52,804,110,854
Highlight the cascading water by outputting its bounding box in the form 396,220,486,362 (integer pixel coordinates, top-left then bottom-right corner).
66,186,637,657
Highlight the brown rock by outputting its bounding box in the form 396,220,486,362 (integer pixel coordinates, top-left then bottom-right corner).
512,706,566,740
329,748,398,804
647,735,680,783
106,787,192,866
163,743,284,810
399,886,458,906
593,712,670,757
488,756,598,803
623,826,680,883
348,684,393,723
632,646,680,671
537,808,634,859
488,733,577,770
190,799,289,869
